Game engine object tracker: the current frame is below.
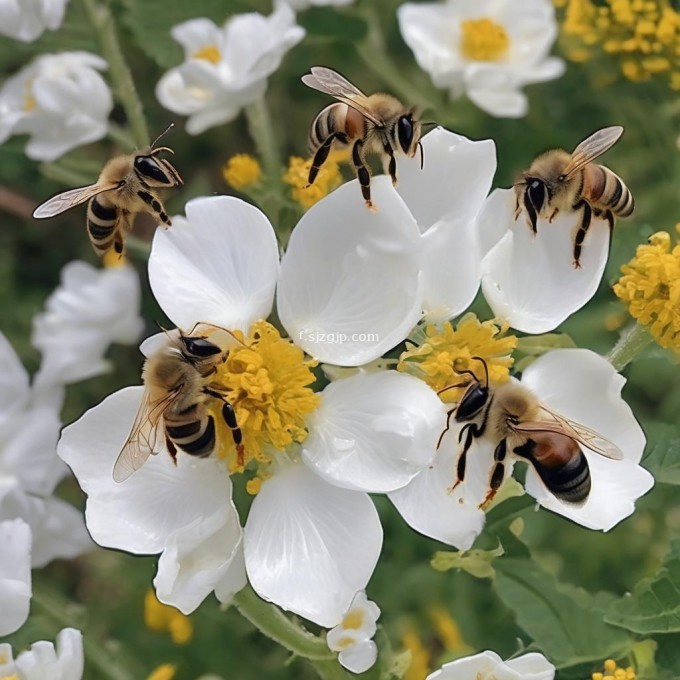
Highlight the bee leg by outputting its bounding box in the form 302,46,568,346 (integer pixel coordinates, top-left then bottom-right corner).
448,422,478,494
548,208,558,223
479,439,507,509
522,188,538,235
572,199,592,269
382,139,397,186
436,407,457,450
308,132,345,186
352,139,374,210
221,400,245,469
137,190,171,228
166,436,178,465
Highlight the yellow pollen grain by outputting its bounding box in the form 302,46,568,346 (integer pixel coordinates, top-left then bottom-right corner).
460,17,511,61
342,609,365,630
192,44,221,63
144,589,193,645
283,154,343,209
246,476,263,495
223,154,262,190
147,665,176,680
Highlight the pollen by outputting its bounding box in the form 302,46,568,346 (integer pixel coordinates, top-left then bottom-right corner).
147,665,177,680
398,313,517,403
211,320,319,472
460,17,511,62
223,154,262,191
192,44,221,64
283,153,344,209
144,589,194,645
613,230,680,354
591,658,636,679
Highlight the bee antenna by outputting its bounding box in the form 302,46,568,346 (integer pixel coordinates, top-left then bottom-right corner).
151,123,175,149
418,141,424,170
421,121,438,128
470,356,489,388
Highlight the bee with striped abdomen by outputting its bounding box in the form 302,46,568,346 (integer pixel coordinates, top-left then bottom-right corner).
514,126,634,268
33,125,182,257
302,66,423,210
438,357,623,508
113,325,243,483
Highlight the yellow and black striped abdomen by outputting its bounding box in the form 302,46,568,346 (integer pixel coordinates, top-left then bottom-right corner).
588,164,634,218
307,102,347,155
86,195,122,256
165,414,216,458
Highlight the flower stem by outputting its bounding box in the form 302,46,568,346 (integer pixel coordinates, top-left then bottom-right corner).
232,585,335,661
245,96,281,182
606,322,654,371
79,0,149,149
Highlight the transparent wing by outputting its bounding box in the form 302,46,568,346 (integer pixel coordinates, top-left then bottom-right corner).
511,406,623,460
301,66,384,127
112,389,178,482
33,181,121,219
563,126,624,178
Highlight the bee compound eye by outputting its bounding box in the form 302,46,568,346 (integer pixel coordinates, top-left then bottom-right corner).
182,336,221,358
527,180,546,211
134,155,171,184
397,115,414,153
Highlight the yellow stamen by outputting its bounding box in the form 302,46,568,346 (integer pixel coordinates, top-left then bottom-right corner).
144,589,193,645
592,657,637,679
192,45,221,64
398,313,517,403
147,665,176,680
460,17,511,62
402,630,431,680
223,154,262,191
211,321,319,472
283,153,344,209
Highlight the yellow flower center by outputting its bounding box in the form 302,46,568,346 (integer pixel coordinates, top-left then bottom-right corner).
283,152,345,209
209,320,319,474
144,589,193,645
613,229,680,354
460,18,511,62
23,78,36,112
223,154,262,190
192,44,221,63
398,313,517,403
147,665,177,680
342,609,365,630
591,657,637,679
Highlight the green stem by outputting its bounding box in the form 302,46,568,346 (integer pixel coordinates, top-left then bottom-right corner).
39,162,95,187
309,659,358,680
107,122,137,151
245,96,281,182
606,322,654,371
80,0,149,149
232,585,335,661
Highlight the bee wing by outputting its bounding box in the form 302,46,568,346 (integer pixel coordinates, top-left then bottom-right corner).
33,181,122,219
563,126,624,178
301,66,384,128
112,389,178,482
512,407,624,460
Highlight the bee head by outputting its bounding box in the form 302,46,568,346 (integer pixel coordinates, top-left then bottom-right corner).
396,108,422,157
180,335,222,361
133,154,174,186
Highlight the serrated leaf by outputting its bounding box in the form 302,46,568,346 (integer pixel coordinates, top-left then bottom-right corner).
641,423,680,485
432,544,504,579
606,539,680,634
495,557,632,668
298,7,367,41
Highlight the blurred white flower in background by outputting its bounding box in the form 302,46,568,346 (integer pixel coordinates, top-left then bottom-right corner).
281,0,355,11
0,628,84,680
427,650,555,679
0,0,70,43
156,3,304,135
0,518,31,636
326,591,380,674
0,51,112,161
397,0,564,117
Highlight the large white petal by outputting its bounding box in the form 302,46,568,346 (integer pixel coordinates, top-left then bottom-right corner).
14,628,84,680
0,331,30,429
58,386,233,553
302,371,445,492
427,651,502,679
338,640,378,674
519,349,651,530
244,463,382,626
480,189,609,333
505,653,556,679
149,196,279,333
278,178,424,366
0,519,31,636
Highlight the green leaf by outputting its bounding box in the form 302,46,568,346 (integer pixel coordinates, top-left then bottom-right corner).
641,423,680,486
655,635,680,680
606,539,680,634
431,543,504,579
495,557,632,668
297,8,367,42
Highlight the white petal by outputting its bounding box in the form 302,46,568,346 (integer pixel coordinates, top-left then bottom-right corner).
480,189,609,333
0,519,31,636
149,196,279,333
505,652,556,679
467,84,528,118
338,640,378,674
520,349,652,530
303,371,445,492
170,17,223,56
327,590,380,645
213,539,247,605
0,330,30,429
278,178,424,366
427,651,503,680
14,628,84,680
244,463,382,626
58,386,233,553
154,503,243,614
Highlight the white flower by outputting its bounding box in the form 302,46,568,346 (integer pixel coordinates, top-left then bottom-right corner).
58,195,446,627
0,519,31,636
0,0,70,43
0,51,112,161
32,260,144,392
281,0,355,11
326,591,380,674
427,650,555,680
156,3,304,135
0,628,84,680
390,349,654,549
478,189,611,333
398,0,565,117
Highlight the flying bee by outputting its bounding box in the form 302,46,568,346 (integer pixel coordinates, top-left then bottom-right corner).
33,124,183,257
514,126,634,268
437,357,623,508
302,66,424,210
113,324,243,483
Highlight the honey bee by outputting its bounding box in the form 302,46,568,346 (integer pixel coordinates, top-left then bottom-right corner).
302,66,424,210
514,126,634,268
33,125,183,257
438,357,622,507
113,324,243,483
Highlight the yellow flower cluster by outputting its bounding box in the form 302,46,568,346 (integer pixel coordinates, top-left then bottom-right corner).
144,589,193,645
591,657,637,679
223,154,262,191
613,230,680,353
556,0,680,86
283,151,345,209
